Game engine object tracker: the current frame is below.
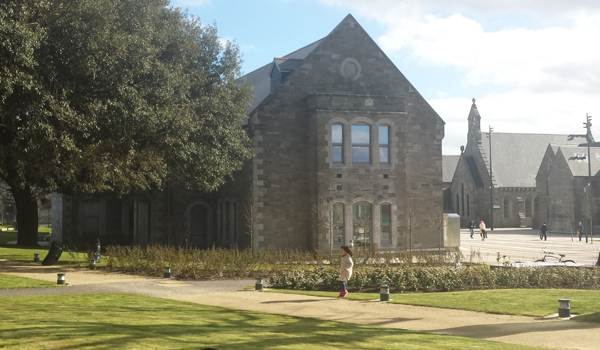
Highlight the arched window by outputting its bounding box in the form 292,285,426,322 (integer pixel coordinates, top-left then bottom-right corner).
504,198,509,218
353,201,372,247
456,194,459,214
466,194,470,217
461,183,465,216
525,197,532,217
332,123,343,164
351,123,370,163
332,202,345,248
380,203,392,246
379,125,389,164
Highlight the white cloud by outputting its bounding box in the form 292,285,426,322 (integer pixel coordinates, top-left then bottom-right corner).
319,0,600,154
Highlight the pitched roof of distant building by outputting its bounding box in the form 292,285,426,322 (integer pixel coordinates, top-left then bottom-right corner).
480,132,588,188
442,155,460,183
556,145,600,177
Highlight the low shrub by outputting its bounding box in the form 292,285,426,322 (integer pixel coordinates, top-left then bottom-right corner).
269,265,600,293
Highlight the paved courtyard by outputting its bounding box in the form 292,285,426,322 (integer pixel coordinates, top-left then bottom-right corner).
459,228,600,266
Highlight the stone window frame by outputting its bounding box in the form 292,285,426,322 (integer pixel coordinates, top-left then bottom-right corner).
328,117,395,168
378,201,393,247
331,122,344,165
351,122,371,164
378,124,390,165
351,198,374,250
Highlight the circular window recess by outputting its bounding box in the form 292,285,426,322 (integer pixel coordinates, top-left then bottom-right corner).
340,58,361,81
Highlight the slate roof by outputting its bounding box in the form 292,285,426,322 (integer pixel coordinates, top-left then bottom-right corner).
237,39,323,115
442,155,460,183
479,132,588,188
556,145,600,177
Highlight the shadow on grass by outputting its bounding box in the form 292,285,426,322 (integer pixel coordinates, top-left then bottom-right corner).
0,293,536,350
574,312,600,323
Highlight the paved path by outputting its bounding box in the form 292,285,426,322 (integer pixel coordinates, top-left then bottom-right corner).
459,228,600,265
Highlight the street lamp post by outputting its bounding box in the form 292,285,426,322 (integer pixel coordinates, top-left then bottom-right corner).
488,126,494,231
584,114,593,243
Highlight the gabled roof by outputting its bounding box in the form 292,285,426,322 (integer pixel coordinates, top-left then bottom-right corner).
237,39,323,115
556,145,600,177
480,132,588,188
442,155,460,183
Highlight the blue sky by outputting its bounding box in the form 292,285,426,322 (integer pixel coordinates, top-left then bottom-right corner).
172,0,600,155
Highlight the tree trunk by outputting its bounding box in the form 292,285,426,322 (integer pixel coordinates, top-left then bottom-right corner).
12,184,39,246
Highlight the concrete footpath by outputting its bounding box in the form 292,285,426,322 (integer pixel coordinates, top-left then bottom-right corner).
2,259,600,349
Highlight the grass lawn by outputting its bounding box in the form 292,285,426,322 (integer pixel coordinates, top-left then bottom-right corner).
0,229,51,245
0,293,545,350
264,289,600,320
0,273,61,289
0,246,90,266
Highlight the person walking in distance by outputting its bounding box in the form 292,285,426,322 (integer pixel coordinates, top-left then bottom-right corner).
479,220,487,241
468,220,475,239
540,222,548,241
338,245,353,298
577,222,584,242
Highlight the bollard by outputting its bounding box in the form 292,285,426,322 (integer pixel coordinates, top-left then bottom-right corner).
57,273,66,285
596,252,600,266
88,259,96,270
255,277,264,290
164,267,171,278
380,285,390,302
33,253,40,262
558,298,571,318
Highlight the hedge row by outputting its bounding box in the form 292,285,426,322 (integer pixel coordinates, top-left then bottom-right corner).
268,266,600,292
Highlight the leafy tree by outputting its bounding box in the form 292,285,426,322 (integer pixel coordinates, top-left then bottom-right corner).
0,0,253,245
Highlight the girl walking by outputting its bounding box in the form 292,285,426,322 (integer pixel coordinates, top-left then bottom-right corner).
339,245,354,298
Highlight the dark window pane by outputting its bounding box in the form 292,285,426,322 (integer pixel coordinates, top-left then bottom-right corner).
333,146,343,163
351,124,370,144
352,146,370,162
380,225,391,246
381,204,391,224
379,125,389,145
332,124,343,143
379,147,389,163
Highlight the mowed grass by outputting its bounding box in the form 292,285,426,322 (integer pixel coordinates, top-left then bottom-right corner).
0,273,61,289
0,246,90,266
264,289,600,320
0,293,545,350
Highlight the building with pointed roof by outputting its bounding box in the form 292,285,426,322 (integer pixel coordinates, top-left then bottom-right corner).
53,15,447,252
535,144,600,234
450,100,588,228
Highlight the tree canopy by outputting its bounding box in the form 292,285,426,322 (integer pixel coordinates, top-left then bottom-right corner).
0,0,253,245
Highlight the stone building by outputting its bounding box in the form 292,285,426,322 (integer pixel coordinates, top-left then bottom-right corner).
53,15,446,252
442,155,459,212
450,100,587,228
535,144,600,234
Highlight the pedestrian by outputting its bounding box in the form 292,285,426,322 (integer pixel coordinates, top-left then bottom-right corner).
479,220,487,241
338,245,353,298
540,222,547,241
577,222,584,242
468,220,475,239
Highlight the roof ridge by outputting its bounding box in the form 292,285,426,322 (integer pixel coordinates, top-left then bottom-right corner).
283,38,324,58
